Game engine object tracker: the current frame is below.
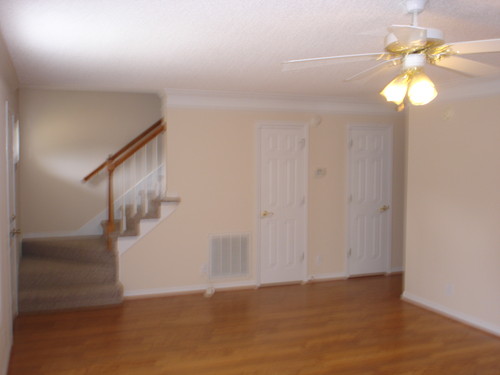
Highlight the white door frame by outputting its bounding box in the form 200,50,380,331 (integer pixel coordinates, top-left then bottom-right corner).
255,121,308,286
346,124,393,276
5,101,19,316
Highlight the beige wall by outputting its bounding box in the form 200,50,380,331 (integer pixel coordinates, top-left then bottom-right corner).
19,89,162,234
405,95,500,333
0,34,19,375
120,107,405,292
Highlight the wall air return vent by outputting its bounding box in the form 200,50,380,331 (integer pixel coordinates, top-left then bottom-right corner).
209,233,249,279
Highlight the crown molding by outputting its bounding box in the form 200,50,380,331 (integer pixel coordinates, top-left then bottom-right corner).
161,89,399,115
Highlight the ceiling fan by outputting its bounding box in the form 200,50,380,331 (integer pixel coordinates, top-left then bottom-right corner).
283,0,500,110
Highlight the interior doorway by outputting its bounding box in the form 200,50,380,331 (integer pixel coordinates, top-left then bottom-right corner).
257,123,308,284
347,125,392,276
6,100,20,315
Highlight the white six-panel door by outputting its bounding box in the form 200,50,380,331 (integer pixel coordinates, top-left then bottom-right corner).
259,124,307,284
348,125,392,276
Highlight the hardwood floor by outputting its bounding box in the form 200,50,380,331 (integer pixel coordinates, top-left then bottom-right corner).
8,275,500,374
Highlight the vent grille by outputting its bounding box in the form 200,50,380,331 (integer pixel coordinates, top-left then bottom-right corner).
210,233,249,279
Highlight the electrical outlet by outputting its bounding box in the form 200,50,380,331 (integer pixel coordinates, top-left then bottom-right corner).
315,255,322,265
315,168,327,177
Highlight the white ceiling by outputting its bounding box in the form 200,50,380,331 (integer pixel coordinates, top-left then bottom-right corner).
0,0,499,104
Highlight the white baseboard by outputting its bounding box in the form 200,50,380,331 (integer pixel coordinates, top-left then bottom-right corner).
124,280,257,298
402,291,500,337
308,272,348,282
387,266,404,274
0,327,12,375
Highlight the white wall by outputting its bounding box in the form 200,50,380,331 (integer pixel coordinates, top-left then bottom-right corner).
18,89,162,235
17,89,406,300
404,94,500,336
0,33,19,375
120,106,406,294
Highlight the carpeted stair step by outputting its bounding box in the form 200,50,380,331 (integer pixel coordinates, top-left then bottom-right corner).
22,236,116,264
19,256,117,288
20,235,123,313
19,282,123,313
101,219,139,237
101,200,160,237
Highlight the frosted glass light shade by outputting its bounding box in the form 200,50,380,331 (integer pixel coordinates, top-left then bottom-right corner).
380,73,410,105
407,72,437,105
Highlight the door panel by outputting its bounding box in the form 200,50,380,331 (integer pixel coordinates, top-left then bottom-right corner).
259,125,307,284
348,126,392,276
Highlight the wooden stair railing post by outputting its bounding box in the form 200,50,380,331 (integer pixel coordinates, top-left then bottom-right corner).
106,158,116,250
82,119,166,251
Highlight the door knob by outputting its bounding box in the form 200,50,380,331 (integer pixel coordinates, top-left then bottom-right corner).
261,210,274,217
379,205,390,213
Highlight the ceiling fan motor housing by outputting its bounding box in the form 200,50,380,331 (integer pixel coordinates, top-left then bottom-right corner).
403,54,426,70
384,27,444,53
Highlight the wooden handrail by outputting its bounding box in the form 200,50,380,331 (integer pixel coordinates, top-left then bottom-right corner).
83,119,164,182
109,125,165,171
82,118,166,250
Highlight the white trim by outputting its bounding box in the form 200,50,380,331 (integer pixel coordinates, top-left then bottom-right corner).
343,126,351,276
302,124,310,284
402,291,500,338
307,273,348,282
124,280,257,298
0,329,12,375
2,100,14,375
388,266,404,274
254,123,262,287
164,89,397,115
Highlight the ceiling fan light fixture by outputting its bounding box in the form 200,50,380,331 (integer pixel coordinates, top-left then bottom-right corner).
407,71,437,105
380,73,410,105
284,0,500,107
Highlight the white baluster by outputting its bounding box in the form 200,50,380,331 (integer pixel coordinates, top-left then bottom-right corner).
142,146,148,215
120,164,126,233
160,132,167,199
152,134,159,198
132,153,138,217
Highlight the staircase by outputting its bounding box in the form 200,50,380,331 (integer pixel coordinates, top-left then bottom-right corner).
19,236,122,313
18,119,174,313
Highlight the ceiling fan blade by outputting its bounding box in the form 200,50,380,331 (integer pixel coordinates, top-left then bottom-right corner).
448,39,500,55
344,57,402,82
282,52,386,72
435,55,500,77
388,25,427,47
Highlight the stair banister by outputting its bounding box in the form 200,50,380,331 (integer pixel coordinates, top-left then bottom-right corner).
83,119,164,182
110,124,165,169
84,119,166,250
